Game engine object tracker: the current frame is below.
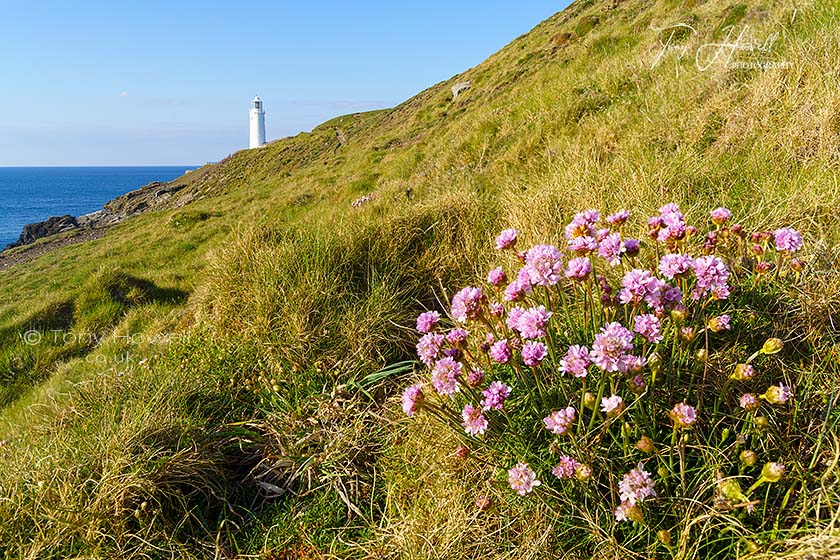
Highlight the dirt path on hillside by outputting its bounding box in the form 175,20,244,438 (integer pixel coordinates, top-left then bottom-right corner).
0,228,108,271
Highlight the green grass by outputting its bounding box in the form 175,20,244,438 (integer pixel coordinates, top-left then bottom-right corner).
1,0,839,557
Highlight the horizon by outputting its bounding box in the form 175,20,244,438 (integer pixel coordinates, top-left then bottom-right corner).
0,1,568,167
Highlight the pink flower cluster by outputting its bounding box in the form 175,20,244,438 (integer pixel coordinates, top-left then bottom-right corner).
619,464,657,504
462,404,488,436
543,406,576,435
591,322,636,373
507,462,540,496
507,305,552,339
552,455,580,479
559,345,590,377
451,286,485,323
481,381,512,410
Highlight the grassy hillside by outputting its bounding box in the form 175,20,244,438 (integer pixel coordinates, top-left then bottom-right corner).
1,0,839,557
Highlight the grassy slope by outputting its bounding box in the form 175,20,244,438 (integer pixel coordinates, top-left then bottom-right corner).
1,0,839,557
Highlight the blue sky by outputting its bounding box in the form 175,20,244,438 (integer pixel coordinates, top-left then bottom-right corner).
0,1,569,166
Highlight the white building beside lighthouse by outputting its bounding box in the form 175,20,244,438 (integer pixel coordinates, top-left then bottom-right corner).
249,96,266,149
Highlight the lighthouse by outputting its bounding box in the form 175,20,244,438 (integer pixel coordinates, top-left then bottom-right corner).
249,96,266,149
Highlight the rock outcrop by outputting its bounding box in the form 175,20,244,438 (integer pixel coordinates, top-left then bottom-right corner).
4,180,191,251
7,215,79,249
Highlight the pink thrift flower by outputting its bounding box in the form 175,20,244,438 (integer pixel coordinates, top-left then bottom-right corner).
740,393,760,411
467,368,485,387
523,244,564,286
565,256,592,280
513,305,552,339
462,404,488,436
618,268,656,305
568,235,598,255
506,306,525,332
552,455,579,479
597,233,625,266
710,207,732,225
624,238,640,256
481,381,512,410
774,227,803,252
543,406,576,435
565,211,597,239
633,314,663,343
401,383,424,417
451,286,485,323
600,394,624,415
503,278,531,302
591,322,635,373
559,345,590,377
416,333,444,367
658,253,694,279
606,209,630,225
691,256,730,301
489,302,505,318
670,401,697,428
619,463,657,505
416,311,441,333
507,462,541,496
487,267,508,287
431,357,462,396
489,339,512,364
522,340,547,366
496,228,518,250
446,328,468,346
581,209,601,223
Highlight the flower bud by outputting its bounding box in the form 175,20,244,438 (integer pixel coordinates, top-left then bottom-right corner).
740,449,758,467
658,466,669,479
583,392,596,410
695,348,708,363
731,363,754,381
678,327,695,343
648,352,662,376
720,428,730,443
790,258,805,272
636,435,655,454
756,261,772,274
475,495,491,511
686,225,698,237
708,315,731,333
670,308,687,325
455,445,469,459
761,338,783,355
657,529,672,546
761,462,785,482
754,415,770,430
625,504,645,524
764,384,792,405
720,479,747,502
574,464,592,482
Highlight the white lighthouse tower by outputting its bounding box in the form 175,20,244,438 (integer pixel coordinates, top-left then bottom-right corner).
249,96,266,149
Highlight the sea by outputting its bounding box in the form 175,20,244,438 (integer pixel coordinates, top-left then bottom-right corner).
0,166,193,248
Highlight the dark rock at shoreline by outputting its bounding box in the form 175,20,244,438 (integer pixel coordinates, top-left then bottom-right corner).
6,215,79,249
